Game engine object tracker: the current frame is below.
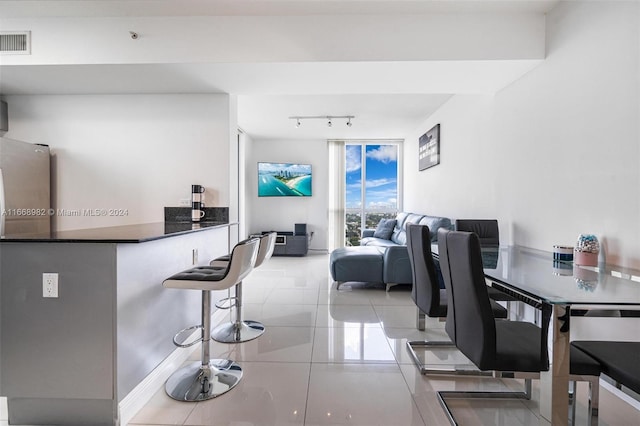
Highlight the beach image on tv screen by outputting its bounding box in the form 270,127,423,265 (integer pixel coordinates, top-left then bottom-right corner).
258,162,312,197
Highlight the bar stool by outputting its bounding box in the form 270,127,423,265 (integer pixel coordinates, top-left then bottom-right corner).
210,232,277,343
162,237,260,401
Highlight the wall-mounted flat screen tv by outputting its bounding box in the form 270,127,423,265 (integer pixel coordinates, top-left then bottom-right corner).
258,162,312,197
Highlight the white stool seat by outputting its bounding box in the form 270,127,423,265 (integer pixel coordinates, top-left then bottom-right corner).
164,239,258,291
162,237,259,402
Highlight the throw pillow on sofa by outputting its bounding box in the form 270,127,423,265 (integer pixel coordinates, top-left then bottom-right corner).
373,219,396,240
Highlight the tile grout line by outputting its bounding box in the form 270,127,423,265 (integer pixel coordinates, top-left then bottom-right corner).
302,279,325,425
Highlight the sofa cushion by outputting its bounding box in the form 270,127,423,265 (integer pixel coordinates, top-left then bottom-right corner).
373,219,396,240
390,212,410,243
391,213,424,245
361,237,400,247
330,246,385,283
419,215,453,242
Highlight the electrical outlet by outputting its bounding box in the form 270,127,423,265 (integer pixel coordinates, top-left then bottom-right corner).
179,198,191,207
43,273,59,298
192,248,198,265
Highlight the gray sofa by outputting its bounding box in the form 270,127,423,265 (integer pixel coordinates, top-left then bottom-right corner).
330,212,453,291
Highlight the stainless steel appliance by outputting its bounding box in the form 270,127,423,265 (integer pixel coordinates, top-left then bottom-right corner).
0,137,51,238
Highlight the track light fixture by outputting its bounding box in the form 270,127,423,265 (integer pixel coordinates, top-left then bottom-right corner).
289,115,355,128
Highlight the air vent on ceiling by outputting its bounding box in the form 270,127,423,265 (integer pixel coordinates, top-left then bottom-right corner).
0,31,31,55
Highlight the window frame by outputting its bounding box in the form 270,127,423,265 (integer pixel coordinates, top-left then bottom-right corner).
344,140,403,245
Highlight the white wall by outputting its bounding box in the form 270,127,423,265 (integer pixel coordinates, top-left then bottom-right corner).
404,0,640,268
245,138,328,251
4,94,234,231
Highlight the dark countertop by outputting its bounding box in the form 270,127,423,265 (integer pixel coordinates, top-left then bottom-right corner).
0,221,233,243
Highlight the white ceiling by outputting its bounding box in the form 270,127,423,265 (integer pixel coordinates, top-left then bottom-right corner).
0,0,559,141
0,1,560,18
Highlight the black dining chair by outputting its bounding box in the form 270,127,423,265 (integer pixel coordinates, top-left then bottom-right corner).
405,223,508,375
455,219,520,315
454,219,500,246
436,228,601,426
571,341,640,395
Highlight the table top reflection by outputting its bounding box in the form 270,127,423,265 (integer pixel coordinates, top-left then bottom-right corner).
433,244,640,306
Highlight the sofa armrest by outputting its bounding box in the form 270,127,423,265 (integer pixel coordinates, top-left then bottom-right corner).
382,245,413,284
362,229,376,238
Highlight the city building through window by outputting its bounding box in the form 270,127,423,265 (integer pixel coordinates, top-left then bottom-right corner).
345,142,401,246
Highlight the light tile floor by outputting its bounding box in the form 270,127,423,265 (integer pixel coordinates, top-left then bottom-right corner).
128,253,640,426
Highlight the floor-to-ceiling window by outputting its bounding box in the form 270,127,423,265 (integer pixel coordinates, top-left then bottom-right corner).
345,141,401,246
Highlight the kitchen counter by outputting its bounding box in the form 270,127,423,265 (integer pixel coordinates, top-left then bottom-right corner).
0,221,237,425
0,221,232,243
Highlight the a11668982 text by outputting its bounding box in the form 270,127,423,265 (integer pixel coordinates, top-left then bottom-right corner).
1,208,129,217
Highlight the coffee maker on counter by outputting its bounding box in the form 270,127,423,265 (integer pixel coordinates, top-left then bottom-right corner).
191,184,205,222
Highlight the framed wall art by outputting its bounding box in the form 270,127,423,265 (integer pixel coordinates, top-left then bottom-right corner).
418,124,440,171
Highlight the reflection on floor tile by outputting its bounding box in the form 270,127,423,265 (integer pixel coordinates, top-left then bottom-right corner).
242,302,318,327
128,386,197,425
265,287,320,305
443,397,538,426
305,363,425,426
318,288,375,305
128,253,640,426
373,304,422,328
384,327,474,367
190,326,315,363
312,326,396,364
184,362,309,426
368,287,416,306
315,303,379,327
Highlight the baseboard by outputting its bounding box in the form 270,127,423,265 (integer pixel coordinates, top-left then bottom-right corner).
118,309,228,426
0,396,7,422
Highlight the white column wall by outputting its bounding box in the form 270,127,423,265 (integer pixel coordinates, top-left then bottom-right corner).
4,94,233,231
404,0,640,268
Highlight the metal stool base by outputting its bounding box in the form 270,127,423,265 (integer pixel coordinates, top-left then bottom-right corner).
211,320,266,343
165,359,242,401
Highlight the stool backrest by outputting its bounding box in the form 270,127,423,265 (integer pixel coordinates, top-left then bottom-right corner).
226,237,260,284
255,232,277,267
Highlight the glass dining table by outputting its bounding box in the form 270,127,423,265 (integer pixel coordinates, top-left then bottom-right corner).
432,244,640,426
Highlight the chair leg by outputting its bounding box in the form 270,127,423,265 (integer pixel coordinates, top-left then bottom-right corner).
437,378,533,425
417,309,426,331
211,280,266,343
569,380,577,425
408,307,494,376
165,290,243,401
406,340,495,376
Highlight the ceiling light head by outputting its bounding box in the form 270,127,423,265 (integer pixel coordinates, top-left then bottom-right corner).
289,115,355,128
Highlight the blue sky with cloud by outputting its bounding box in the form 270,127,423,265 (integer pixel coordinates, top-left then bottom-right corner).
346,144,397,209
